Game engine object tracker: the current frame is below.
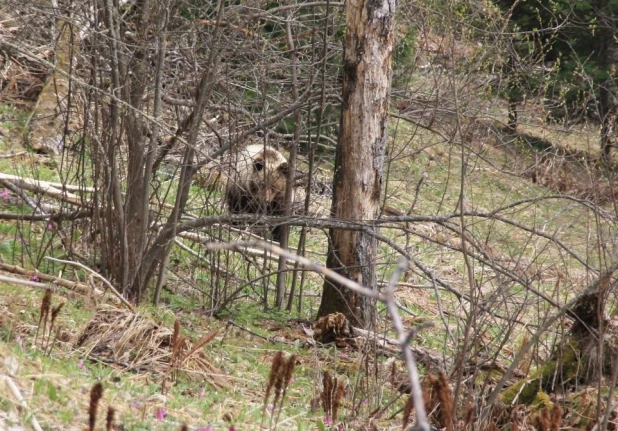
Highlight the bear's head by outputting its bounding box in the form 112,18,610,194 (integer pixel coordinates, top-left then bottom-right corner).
246,146,288,205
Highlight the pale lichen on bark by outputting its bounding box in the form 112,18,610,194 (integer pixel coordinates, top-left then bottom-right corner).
26,12,77,155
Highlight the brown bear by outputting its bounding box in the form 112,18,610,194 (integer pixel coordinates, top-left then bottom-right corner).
225,144,291,242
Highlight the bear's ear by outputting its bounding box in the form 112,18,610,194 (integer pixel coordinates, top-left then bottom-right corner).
253,158,265,172
278,162,289,177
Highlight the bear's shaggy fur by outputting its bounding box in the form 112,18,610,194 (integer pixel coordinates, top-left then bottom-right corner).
225,144,290,241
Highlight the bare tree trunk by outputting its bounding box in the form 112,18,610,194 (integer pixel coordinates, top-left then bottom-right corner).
275,13,301,308
122,4,162,301
95,0,168,301
600,84,614,159
138,4,224,297
597,16,615,159
317,0,395,328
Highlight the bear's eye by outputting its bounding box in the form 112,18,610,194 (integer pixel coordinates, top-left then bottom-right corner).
253,160,265,172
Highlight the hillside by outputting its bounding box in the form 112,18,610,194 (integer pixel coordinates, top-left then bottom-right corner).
2,1,618,430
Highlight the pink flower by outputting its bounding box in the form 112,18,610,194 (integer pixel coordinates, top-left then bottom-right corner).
324,416,333,426
78,359,85,369
1,189,9,199
29,275,40,282
156,407,166,420
267,403,274,412
46,222,54,231
131,401,141,409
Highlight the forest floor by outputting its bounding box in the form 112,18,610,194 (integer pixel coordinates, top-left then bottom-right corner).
2,31,618,431
1,107,616,430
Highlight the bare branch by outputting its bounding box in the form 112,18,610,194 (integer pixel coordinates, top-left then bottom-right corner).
384,258,431,431
44,257,135,312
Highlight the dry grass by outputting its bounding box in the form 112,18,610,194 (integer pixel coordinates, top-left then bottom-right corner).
75,305,227,390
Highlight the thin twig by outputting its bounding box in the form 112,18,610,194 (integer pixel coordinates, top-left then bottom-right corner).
0,210,92,221
0,274,53,289
0,262,104,297
3,374,44,431
206,241,382,300
44,256,135,312
0,151,27,158
484,259,618,416
383,257,430,431
0,172,96,193
0,180,53,214
0,174,85,206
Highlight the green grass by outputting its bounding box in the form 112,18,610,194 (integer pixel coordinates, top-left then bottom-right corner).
0,282,327,429
0,278,413,429
0,104,29,135
1,86,617,429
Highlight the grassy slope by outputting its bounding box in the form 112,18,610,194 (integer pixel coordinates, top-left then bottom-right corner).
0,93,614,429
1,283,335,431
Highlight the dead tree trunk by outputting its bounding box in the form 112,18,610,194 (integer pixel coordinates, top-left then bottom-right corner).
317,0,396,328
597,17,615,159
501,271,618,406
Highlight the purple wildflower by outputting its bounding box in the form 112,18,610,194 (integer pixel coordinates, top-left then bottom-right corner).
155,407,166,420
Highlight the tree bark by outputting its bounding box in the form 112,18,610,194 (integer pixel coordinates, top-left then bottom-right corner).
598,45,613,159
317,0,396,328
592,0,617,159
